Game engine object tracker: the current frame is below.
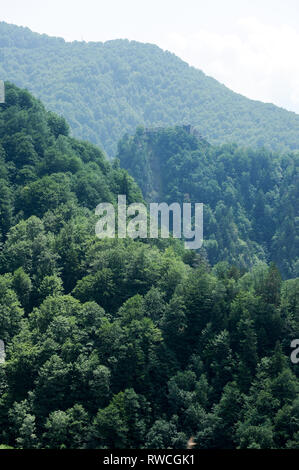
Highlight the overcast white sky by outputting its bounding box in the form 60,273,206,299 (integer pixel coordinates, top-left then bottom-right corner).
1,0,299,113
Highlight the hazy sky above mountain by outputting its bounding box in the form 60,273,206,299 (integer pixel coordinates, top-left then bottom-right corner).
2,0,299,113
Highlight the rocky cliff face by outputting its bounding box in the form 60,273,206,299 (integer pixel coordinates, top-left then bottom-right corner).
0,340,5,363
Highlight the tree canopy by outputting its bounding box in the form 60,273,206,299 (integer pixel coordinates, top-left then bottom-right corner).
0,84,298,450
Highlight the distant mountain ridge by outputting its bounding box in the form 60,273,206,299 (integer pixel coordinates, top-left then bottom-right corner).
1,21,299,156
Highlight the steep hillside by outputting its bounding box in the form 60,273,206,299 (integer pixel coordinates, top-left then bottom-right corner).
1,22,299,156
117,125,299,278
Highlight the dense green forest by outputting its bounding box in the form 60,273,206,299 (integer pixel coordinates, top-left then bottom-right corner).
117,126,299,279
1,22,299,156
0,84,298,449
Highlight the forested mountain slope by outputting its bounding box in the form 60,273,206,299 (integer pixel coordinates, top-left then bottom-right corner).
1,22,299,156
117,126,299,279
0,84,298,450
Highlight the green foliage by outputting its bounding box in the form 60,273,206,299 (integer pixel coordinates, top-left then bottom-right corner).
118,127,299,278
0,84,298,450
1,22,299,156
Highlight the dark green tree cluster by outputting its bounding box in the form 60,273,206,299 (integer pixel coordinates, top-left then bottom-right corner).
1,22,299,156
0,84,298,449
117,126,299,278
